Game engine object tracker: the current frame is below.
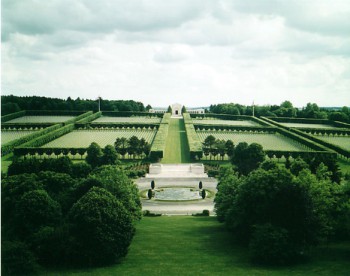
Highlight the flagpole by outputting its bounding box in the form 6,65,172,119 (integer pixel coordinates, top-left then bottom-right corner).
252,100,255,117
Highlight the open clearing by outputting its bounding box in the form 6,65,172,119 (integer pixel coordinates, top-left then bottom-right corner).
42,216,350,276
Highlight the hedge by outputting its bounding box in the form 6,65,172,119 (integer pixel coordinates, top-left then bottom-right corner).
268,116,350,129
13,147,87,158
194,125,277,133
149,113,170,160
75,111,102,126
1,123,55,130
265,150,337,160
17,124,75,149
261,116,348,158
1,124,63,156
64,111,93,125
1,110,26,123
291,128,350,158
87,123,158,130
183,113,203,160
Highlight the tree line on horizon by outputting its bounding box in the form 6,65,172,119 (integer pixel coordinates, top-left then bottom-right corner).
1,95,150,115
2,95,349,123
210,101,350,123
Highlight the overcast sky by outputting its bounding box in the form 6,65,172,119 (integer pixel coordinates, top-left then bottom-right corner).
2,0,350,108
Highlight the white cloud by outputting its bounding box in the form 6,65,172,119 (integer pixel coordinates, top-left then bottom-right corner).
2,0,350,108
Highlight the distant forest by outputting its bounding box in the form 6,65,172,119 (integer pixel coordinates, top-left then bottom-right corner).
1,95,150,116
210,101,350,123
1,95,349,123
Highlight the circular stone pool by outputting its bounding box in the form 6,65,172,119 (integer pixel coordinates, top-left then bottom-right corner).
154,188,202,201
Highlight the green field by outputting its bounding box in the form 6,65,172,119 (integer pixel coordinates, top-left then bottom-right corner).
1,130,38,145
41,129,156,148
279,122,336,129
197,131,311,151
93,116,162,124
5,115,75,123
192,118,260,126
42,216,350,276
316,135,350,150
162,118,191,163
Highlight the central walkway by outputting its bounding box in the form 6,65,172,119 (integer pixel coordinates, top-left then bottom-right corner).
137,114,217,215
162,117,191,164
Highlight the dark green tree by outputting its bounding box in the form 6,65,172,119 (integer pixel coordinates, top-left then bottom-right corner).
68,187,135,266
290,157,309,176
231,142,265,175
114,137,128,159
89,165,142,220
86,142,102,168
15,190,62,237
101,144,118,165
214,168,241,222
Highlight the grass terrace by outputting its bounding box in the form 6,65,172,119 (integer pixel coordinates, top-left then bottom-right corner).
5,115,76,123
41,129,156,148
279,122,337,129
197,131,311,152
92,116,162,124
1,130,39,145
192,118,260,127
316,136,350,150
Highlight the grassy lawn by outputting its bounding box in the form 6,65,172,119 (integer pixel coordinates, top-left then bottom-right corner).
162,118,191,164
42,216,350,276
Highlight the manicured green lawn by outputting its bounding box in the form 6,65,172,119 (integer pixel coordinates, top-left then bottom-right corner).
42,216,350,276
162,118,191,163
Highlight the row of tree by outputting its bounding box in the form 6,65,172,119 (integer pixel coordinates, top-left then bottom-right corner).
209,101,350,123
214,142,349,265
2,156,142,274
1,95,150,115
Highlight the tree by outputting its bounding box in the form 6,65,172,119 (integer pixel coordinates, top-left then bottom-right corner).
199,181,203,190
101,145,118,165
290,157,309,176
15,190,61,237
203,135,216,160
231,142,265,175
214,168,241,222
216,139,227,160
38,171,76,214
114,137,128,159
86,142,102,168
2,174,43,224
223,166,336,264
128,136,140,159
225,140,235,158
151,180,155,189
68,187,135,266
89,165,142,220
